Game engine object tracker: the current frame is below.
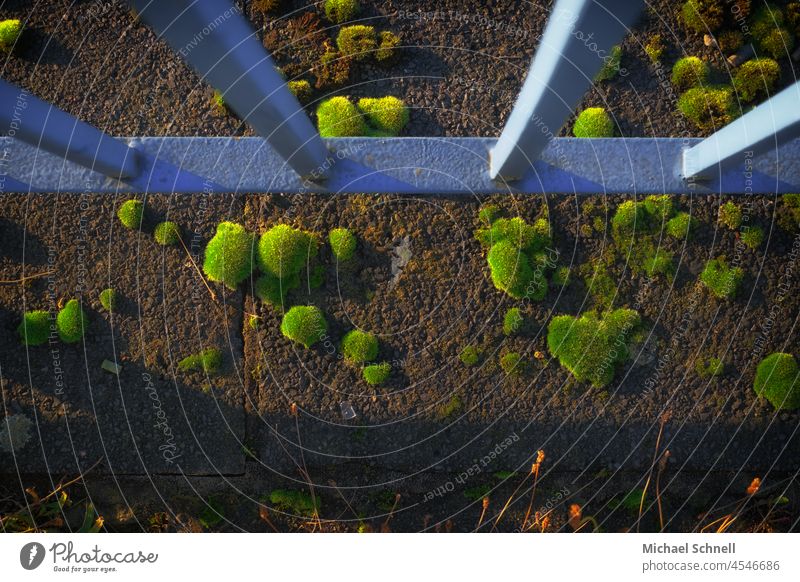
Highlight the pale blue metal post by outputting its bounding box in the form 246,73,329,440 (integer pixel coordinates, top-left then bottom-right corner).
489,0,644,180
129,0,329,179
0,78,139,179
682,81,800,180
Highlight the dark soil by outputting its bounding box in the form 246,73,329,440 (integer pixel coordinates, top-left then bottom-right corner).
1,1,798,532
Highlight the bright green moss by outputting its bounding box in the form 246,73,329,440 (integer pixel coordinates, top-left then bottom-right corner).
254,271,299,309
341,330,378,364
357,96,409,136
376,30,401,63
478,204,501,225
476,217,550,251
752,5,794,59
733,58,780,102
17,310,49,346
178,348,223,374
459,345,480,366
573,107,614,138
700,257,744,298
280,305,327,348
213,91,226,110
666,212,697,239
269,489,320,516
595,45,622,81
718,201,742,229
753,353,800,410
644,195,675,223
678,86,738,131
643,247,674,278
488,241,540,300
695,356,724,377
741,225,764,249
671,56,708,90
57,299,88,343
336,25,376,60
644,34,665,63
257,224,318,280
547,308,640,387
203,222,255,290
503,307,524,336
154,221,180,246
117,199,144,230
287,80,312,103
316,96,367,137
681,0,724,32
99,288,118,311
611,200,647,244
500,352,524,376
363,362,391,385
324,0,360,24
329,227,356,261
0,19,22,51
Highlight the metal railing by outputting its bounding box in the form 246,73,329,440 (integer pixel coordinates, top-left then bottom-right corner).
2,0,799,194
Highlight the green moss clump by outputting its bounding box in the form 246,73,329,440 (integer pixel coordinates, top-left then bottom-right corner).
741,225,764,249
287,80,312,103
324,0,360,24
503,307,524,336
99,288,118,311
778,194,800,232
269,489,320,516
643,248,674,278
254,272,299,310
363,362,391,385
753,353,800,410
581,261,617,308
717,30,744,53
178,348,223,374
329,227,356,261
213,91,226,111
718,201,742,229
573,107,614,138
57,299,88,343
257,224,318,280
459,345,480,366
500,352,524,376
0,19,22,51
316,96,367,137
154,221,180,246
678,86,738,131
376,30,401,63
478,205,501,225
752,5,794,59
17,310,50,346
476,215,553,300
666,212,697,238
548,309,640,387
336,25,376,60
700,257,744,298
357,96,409,136
595,45,622,81
341,330,378,364
695,356,724,377
281,306,327,348
117,199,144,230
671,56,708,90
644,195,675,223
681,0,724,32
733,58,780,102
203,222,255,290
644,34,665,63
611,200,648,244
551,265,571,287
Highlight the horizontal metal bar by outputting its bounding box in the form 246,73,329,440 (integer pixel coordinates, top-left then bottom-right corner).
1,78,140,179
683,81,800,180
129,0,328,179
3,137,800,194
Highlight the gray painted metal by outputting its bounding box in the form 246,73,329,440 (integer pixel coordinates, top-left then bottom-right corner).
4,137,799,194
489,0,644,180
0,78,139,179
128,0,328,178
683,81,800,180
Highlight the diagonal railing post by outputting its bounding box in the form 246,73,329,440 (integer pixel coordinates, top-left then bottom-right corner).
489,0,644,181
129,0,329,179
0,78,140,179
682,81,800,180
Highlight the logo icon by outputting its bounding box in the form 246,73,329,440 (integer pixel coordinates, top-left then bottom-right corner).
20,542,46,570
